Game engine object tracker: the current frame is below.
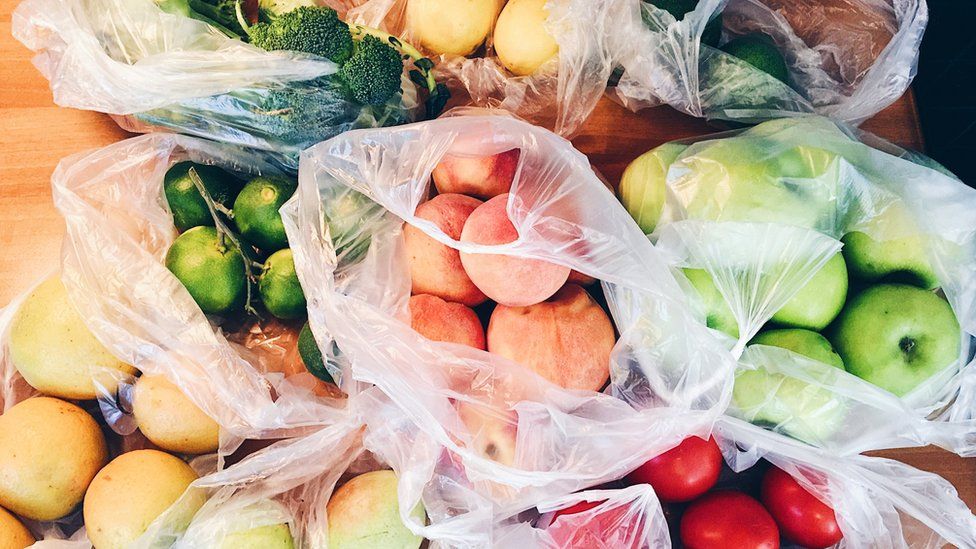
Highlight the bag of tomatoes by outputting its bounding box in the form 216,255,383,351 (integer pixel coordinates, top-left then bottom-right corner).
612,116,976,457
610,0,927,124
47,133,348,455
282,110,737,545
343,0,626,136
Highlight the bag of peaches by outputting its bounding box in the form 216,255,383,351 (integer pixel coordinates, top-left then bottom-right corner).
282,109,744,541
345,0,625,135
613,115,976,456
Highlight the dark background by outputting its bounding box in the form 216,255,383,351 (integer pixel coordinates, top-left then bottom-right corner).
914,0,976,184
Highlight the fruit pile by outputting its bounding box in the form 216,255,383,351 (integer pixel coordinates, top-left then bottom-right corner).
544,436,842,549
402,147,617,392
161,161,332,385
619,117,967,445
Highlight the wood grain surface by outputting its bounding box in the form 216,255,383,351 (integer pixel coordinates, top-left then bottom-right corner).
1,0,973,518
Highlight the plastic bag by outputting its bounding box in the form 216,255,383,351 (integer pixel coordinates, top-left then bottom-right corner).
132,417,366,548
632,116,976,455
611,0,927,124
12,0,420,169
344,0,623,136
50,133,346,453
713,416,976,549
281,110,738,542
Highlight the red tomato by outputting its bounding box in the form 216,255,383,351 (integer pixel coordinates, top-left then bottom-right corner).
548,499,640,549
626,436,722,502
680,491,780,549
761,467,843,549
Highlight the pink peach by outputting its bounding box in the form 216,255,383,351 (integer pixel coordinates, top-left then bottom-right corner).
459,194,570,307
432,149,521,199
456,401,518,466
567,270,597,286
410,294,486,350
487,284,615,391
404,194,487,306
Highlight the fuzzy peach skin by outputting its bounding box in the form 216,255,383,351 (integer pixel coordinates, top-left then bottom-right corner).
432,149,521,199
487,284,615,391
459,194,570,307
409,294,486,349
404,193,487,306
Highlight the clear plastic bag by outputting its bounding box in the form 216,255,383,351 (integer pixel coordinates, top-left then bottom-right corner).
281,110,738,541
12,0,420,168
714,416,976,549
49,133,347,453
637,116,976,455
611,0,927,124
344,0,624,136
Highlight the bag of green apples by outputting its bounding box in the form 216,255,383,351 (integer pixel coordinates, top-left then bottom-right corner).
611,0,927,124
12,0,448,169
342,0,625,136
615,115,976,455
49,133,348,456
280,110,740,538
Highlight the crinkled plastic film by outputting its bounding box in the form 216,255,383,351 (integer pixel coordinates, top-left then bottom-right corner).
715,416,976,549
50,133,346,452
346,0,623,136
643,116,976,455
12,0,418,167
282,111,736,544
612,0,927,124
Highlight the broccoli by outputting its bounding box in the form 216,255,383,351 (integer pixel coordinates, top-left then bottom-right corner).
155,0,246,38
339,35,403,105
257,0,316,21
243,5,354,64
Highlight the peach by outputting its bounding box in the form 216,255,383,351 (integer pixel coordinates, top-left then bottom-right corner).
459,194,570,306
432,149,520,199
409,294,486,349
568,270,597,286
404,193,487,306
456,401,517,466
487,284,615,391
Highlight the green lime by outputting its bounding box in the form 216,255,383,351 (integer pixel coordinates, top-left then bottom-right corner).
720,34,789,83
323,189,380,265
259,249,306,319
165,226,247,315
647,0,722,47
298,321,333,384
164,161,241,232
233,176,298,252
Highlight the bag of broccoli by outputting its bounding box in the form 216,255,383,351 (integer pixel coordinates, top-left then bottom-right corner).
343,0,626,136
13,0,448,169
613,115,976,456
610,0,927,124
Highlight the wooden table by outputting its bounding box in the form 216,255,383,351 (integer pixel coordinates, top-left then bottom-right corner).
1,0,973,515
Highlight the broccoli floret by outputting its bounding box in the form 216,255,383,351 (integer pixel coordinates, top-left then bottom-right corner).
338,35,403,105
246,6,354,64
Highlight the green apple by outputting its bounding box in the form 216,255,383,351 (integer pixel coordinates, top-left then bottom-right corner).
842,201,938,290
770,253,848,330
219,523,294,549
618,142,688,234
830,284,959,396
327,470,425,549
733,329,846,444
752,329,844,368
679,140,838,229
682,268,739,338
